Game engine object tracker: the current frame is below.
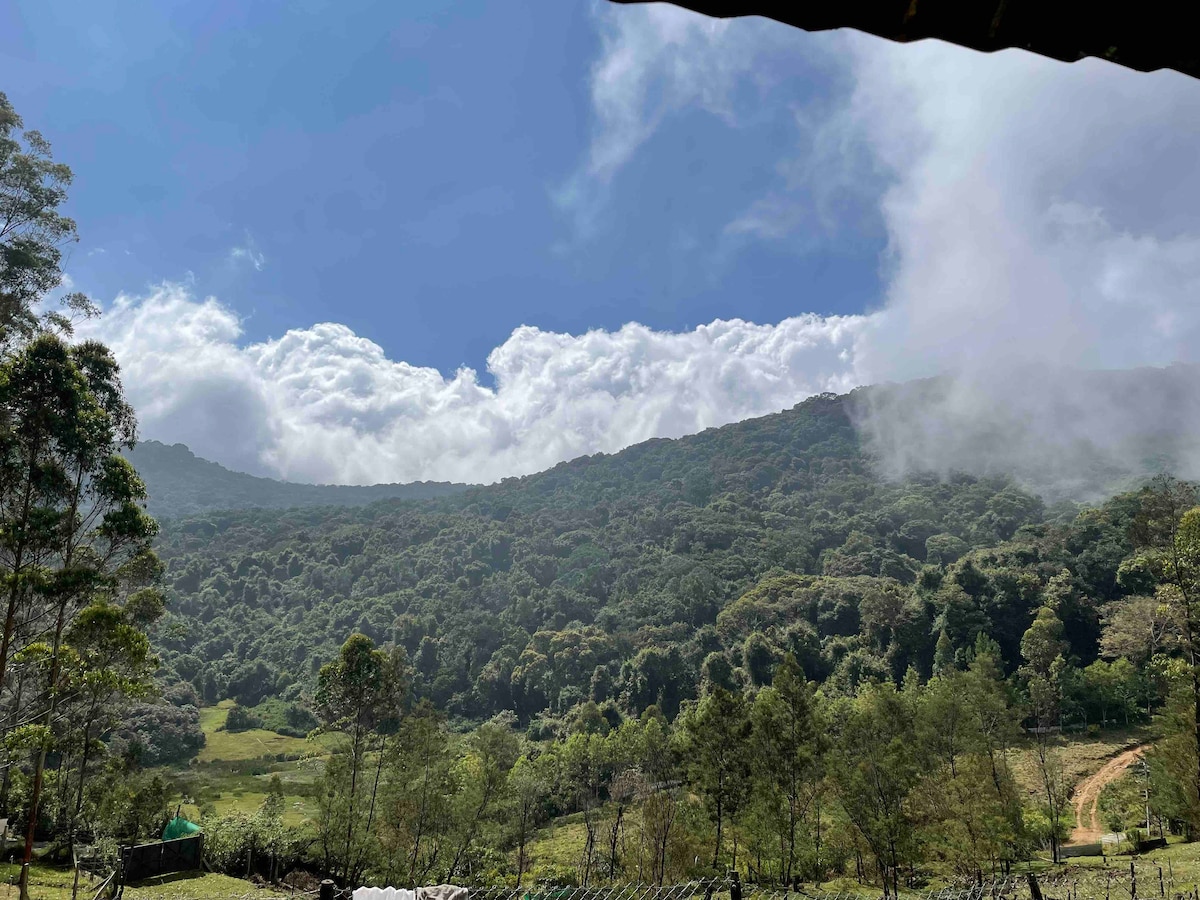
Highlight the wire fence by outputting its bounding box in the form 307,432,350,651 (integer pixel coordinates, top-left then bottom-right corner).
52,860,1200,900
316,870,1200,900
473,881,729,900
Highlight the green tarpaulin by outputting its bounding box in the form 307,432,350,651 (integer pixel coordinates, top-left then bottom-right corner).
162,816,201,841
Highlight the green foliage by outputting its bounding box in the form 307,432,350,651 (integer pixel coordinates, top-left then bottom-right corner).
147,392,1109,726
204,785,304,882
224,704,262,733
114,702,206,767
0,92,162,881
0,90,95,346
247,697,318,737
677,686,751,868
0,330,163,869
312,634,410,884
83,764,175,844
829,682,922,894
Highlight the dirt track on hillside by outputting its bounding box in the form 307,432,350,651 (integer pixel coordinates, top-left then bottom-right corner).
1069,745,1148,844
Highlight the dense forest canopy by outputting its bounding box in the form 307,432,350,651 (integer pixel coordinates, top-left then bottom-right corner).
133,386,1200,890
150,388,1109,726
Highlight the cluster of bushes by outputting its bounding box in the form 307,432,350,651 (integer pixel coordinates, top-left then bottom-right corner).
224,699,318,737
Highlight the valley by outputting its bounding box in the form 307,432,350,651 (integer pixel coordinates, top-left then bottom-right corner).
79,385,1200,896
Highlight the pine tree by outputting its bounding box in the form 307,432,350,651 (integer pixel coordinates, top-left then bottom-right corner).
933,629,956,675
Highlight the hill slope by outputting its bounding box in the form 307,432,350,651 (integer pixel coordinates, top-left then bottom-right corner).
125,441,470,519
150,390,1138,724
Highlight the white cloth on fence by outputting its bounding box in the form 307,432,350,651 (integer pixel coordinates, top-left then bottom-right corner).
353,884,467,900
352,888,416,900
418,886,468,900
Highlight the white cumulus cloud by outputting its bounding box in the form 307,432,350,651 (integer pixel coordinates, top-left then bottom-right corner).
570,5,1200,382
845,38,1200,382
81,284,867,484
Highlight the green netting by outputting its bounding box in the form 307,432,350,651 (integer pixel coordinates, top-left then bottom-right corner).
162,815,201,841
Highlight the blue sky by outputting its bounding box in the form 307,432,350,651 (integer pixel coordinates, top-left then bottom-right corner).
4,2,1200,485
2,0,882,377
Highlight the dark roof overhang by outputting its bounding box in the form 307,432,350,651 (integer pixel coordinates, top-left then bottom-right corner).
611,1,1200,80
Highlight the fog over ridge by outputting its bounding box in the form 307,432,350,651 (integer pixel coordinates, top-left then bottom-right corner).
832,27,1200,499
850,365,1200,501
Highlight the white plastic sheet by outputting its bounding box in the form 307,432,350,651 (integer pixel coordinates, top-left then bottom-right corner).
352,888,416,900
353,886,467,900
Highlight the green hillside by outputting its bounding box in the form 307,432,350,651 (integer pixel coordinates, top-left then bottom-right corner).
150,389,1092,722
135,385,1200,890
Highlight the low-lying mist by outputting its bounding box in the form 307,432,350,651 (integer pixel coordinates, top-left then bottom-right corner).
851,364,1200,501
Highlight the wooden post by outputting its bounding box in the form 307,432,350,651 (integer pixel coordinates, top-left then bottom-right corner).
320,879,336,900
1132,861,1138,900
729,869,742,900
1027,874,1044,900
1161,867,1166,898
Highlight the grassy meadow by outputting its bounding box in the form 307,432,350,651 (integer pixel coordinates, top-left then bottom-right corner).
169,700,334,828
0,864,291,899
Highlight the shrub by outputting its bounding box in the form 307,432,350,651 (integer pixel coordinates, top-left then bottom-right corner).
246,698,317,737
224,704,262,733
113,703,205,767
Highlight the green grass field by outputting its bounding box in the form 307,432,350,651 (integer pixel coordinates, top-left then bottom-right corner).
196,701,326,764
171,759,323,827
162,700,338,827
0,864,290,899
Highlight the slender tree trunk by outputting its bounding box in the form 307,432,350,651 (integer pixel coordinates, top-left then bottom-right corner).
21,596,70,900
354,737,387,886
608,803,624,880
778,831,786,884
448,781,495,881
19,745,46,900
516,804,529,884
814,792,822,882
713,793,723,869
343,722,363,882
408,752,433,885
0,449,39,705
72,714,96,824
21,463,87,900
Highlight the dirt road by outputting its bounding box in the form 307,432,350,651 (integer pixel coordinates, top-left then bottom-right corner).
1069,744,1148,844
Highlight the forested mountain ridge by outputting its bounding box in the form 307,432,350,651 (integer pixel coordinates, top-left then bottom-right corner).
149,389,1120,726
125,440,470,519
